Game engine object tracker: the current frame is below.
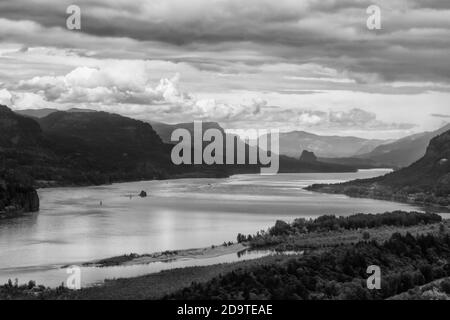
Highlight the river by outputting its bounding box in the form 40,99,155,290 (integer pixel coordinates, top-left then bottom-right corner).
0,170,424,287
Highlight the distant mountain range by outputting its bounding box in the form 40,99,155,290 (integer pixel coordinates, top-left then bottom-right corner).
275,124,450,169
307,128,450,207
19,108,450,170
2,106,361,217
16,108,96,119
148,121,225,144
354,123,450,168
148,119,356,173
19,109,387,159
262,130,388,158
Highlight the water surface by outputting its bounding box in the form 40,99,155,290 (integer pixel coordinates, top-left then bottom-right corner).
0,170,423,286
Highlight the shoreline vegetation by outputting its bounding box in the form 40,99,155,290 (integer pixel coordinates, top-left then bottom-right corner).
79,243,248,268
1,211,449,300
305,183,450,211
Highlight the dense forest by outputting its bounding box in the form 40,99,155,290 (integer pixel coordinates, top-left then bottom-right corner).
237,211,443,249
168,232,450,300
0,169,39,217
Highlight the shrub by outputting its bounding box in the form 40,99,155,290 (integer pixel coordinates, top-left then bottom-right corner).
440,279,450,294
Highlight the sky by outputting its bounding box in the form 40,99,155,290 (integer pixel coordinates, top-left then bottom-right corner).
0,0,449,139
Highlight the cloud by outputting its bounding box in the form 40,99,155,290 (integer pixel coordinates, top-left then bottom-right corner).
294,108,417,131
0,0,450,87
5,60,418,133
17,64,191,105
298,112,324,125
1,0,448,139
0,89,12,105
12,64,267,123
0,88,54,109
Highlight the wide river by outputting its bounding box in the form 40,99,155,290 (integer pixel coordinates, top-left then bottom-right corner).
0,170,425,287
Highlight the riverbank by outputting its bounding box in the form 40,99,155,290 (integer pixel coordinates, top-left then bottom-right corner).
2,212,448,300
305,183,450,212
81,215,449,269
80,243,247,268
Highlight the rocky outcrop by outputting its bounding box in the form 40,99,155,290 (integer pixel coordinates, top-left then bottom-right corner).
139,190,147,197
299,150,317,162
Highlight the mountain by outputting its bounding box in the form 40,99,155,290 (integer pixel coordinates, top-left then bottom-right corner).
356,123,450,168
149,120,357,173
3,105,229,193
299,150,318,162
15,108,96,119
318,157,393,169
4,106,178,186
0,170,39,218
0,105,44,147
307,129,450,207
0,105,42,216
15,108,59,119
6,106,359,182
278,155,356,173
262,131,387,159
1,105,357,216
36,111,173,184
149,121,224,144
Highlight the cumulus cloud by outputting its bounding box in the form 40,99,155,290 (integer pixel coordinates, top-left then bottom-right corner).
0,89,12,105
3,58,418,133
10,62,414,131
17,65,186,105
11,65,267,122
293,108,416,131
0,88,54,109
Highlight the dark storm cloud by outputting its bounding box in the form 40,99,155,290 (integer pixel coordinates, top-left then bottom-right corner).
1,0,450,86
